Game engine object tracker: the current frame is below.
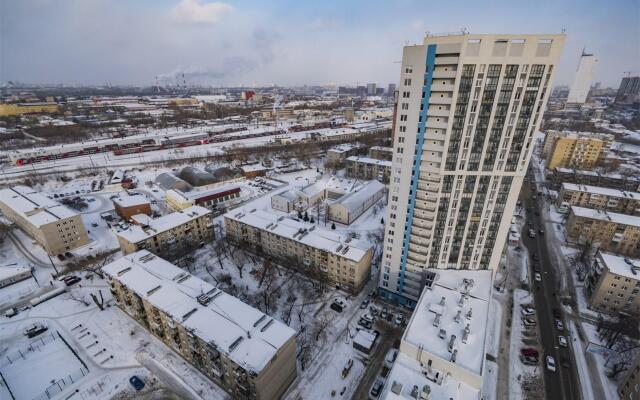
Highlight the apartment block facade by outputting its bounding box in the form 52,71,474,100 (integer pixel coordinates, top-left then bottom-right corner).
224,209,373,293
584,251,640,317
542,131,613,169
619,354,640,400
551,167,640,192
0,186,89,255
378,33,565,304
345,156,391,183
116,206,213,257
558,183,640,216
103,251,297,400
566,206,640,257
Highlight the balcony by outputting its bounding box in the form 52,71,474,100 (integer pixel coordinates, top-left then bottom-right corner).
427,108,450,117
420,163,442,174
426,120,448,130
434,56,459,65
431,83,455,92
429,96,452,105
407,252,427,265
424,131,447,141
432,70,457,79
424,142,445,153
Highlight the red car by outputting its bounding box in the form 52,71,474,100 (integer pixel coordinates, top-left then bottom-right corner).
63,276,81,286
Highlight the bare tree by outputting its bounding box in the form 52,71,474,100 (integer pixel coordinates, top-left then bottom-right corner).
229,247,248,279
312,311,332,342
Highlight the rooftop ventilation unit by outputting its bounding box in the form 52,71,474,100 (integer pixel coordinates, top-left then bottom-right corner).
451,348,458,363
462,324,471,344
117,267,132,276
341,246,350,255
229,336,244,352
411,385,420,398
439,296,446,306
466,308,473,320
421,385,431,400
196,288,221,306
391,381,403,395
454,310,461,323
433,314,440,327
438,329,446,339
182,307,198,322
147,285,161,296
139,253,156,263
448,334,456,353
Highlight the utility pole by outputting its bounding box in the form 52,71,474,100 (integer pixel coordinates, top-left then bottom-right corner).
47,254,60,275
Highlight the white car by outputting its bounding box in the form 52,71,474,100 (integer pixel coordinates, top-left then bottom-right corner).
555,319,564,331
558,335,568,347
521,307,536,317
546,355,556,372
534,272,542,282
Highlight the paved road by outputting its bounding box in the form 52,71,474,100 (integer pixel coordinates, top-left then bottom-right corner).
520,169,582,400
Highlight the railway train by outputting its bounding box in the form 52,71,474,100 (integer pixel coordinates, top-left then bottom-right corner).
9,126,283,165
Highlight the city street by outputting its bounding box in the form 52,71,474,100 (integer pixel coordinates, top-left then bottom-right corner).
520,169,582,400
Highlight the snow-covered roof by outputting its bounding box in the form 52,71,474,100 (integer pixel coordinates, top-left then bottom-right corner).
369,146,393,152
0,265,31,281
561,183,640,201
330,180,384,213
346,156,392,167
403,269,492,376
0,186,79,227
597,252,640,281
171,185,241,202
116,206,211,243
380,353,479,400
225,209,371,263
102,250,295,373
239,163,269,173
570,206,640,227
327,143,358,154
112,193,150,208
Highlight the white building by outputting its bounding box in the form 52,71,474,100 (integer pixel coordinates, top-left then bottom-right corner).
327,180,385,224
378,33,565,305
567,50,598,105
380,269,492,400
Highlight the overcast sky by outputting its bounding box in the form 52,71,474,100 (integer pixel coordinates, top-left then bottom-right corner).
1,0,638,88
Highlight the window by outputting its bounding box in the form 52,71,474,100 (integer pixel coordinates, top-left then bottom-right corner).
405,66,413,74
404,78,412,86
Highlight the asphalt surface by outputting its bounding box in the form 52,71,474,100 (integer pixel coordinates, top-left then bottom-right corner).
520,169,582,400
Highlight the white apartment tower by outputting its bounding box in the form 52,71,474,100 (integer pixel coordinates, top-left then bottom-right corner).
378,33,565,305
567,50,597,104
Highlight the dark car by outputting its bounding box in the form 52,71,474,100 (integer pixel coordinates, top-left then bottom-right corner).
129,376,145,391
64,252,74,258
370,379,384,397
531,254,539,261
57,254,65,261
552,308,562,319
63,276,81,286
24,323,48,338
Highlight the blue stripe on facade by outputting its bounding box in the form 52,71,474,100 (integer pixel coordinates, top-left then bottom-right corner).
396,44,437,296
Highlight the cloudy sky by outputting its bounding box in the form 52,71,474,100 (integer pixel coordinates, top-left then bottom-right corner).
1,0,638,88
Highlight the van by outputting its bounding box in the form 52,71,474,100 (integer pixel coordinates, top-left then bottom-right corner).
385,349,398,368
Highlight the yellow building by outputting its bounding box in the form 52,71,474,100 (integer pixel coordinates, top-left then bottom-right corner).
585,251,640,317
0,102,59,116
543,130,614,169
224,209,373,294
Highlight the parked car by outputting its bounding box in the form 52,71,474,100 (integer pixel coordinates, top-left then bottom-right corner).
357,318,372,329
360,300,369,309
560,356,571,369
369,306,379,317
63,276,81,286
546,355,556,372
555,319,564,331
534,272,542,282
370,380,384,397
64,252,74,258
523,318,537,327
361,313,374,324
331,298,347,312
558,335,568,347
24,323,48,338
385,349,398,368
528,229,536,238
521,307,536,317
520,355,538,366
5,308,17,318
57,254,65,261
129,376,145,391
531,254,539,261
538,229,544,235
552,308,562,319
394,314,404,326
381,307,389,319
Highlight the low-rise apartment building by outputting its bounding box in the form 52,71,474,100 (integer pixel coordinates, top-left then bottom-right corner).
551,167,640,192
585,251,640,317
0,186,89,255
368,146,393,161
379,269,492,400
103,251,297,400
558,183,640,216
326,144,359,167
345,156,391,184
542,130,614,169
165,186,241,211
619,354,640,400
115,206,212,257
224,209,373,293
566,206,640,257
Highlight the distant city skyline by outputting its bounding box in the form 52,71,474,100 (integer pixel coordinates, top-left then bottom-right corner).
1,0,638,88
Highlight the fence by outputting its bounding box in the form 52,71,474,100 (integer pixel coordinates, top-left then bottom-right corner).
32,367,90,400
0,332,57,368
